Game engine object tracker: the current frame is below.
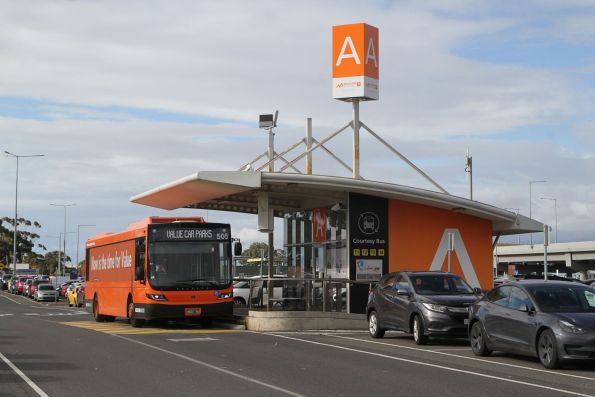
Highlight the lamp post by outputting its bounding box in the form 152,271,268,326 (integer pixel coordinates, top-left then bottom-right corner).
50,203,76,276
540,197,558,243
529,180,546,246
4,151,44,276
76,224,95,272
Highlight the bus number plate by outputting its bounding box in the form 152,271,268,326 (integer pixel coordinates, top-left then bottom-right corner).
185,307,202,316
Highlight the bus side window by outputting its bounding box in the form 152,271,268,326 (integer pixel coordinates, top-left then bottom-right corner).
135,238,146,282
85,248,90,281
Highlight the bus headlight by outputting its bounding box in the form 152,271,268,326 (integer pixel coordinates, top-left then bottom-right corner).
217,292,232,299
146,293,168,301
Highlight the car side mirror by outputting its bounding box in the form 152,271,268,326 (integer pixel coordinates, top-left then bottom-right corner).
234,241,243,256
519,304,534,313
396,289,410,296
473,287,483,295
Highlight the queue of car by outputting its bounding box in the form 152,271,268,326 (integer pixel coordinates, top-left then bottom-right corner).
1,274,85,306
366,271,595,369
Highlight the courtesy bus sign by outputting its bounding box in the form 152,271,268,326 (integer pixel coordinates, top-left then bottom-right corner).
332,23,379,101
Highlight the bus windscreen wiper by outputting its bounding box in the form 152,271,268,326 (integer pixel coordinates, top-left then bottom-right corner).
174,279,220,288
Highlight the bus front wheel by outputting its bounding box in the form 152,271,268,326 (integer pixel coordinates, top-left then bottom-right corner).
128,300,144,328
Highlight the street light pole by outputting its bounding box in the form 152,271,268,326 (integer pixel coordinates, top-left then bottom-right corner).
50,203,75,276
76,224,95,272
540,197,558,243
4,151,44,276
529,180,546,246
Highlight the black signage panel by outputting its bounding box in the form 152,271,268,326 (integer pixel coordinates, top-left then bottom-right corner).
149,223,230,242
349,193,388,313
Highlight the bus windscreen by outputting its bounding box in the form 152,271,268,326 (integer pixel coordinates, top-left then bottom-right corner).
148,241,231,290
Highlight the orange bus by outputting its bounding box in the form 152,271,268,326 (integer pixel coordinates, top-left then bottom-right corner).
84,217,238,327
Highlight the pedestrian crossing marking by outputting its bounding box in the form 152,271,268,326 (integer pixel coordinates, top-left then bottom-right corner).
61,321,240,335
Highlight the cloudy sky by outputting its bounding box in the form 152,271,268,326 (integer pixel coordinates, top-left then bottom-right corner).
1,0,595,264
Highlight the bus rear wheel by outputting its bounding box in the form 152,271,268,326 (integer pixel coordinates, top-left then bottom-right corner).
93,296,106,322
128,301,144,328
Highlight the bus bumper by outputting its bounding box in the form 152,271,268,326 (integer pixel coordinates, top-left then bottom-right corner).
134,301,234,320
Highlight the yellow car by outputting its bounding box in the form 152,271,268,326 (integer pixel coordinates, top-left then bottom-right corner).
66,283,83,307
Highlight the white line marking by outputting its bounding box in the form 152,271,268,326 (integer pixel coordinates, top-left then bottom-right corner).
265,333,594,397
0,351,50,397
167,337,219,342
113,334,308,397
1,294,22,304
0,313,14,317
327,334,595,381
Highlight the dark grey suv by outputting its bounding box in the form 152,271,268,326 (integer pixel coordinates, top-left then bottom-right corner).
366,271,482,344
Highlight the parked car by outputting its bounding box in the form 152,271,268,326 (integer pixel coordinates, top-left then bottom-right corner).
468,280,595,369
35,283,58,302
233,276,285,306
76,285,85,307
67,283,84,307
366,271,482,344
15,276,33,295
28,278,48,299
59,281,76,298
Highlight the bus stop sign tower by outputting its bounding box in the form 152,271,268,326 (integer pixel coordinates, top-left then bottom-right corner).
332,23,379,179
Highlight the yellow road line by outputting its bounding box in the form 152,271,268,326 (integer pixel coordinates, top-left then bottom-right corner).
61,321,240,335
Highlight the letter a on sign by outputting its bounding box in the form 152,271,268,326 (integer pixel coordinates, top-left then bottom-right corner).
332,23,379,101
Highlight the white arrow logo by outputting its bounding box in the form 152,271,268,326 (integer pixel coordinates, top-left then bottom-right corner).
429,229,480,288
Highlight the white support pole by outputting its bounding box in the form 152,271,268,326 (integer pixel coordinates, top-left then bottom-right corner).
352,100,360,179
543,224,549,280
268,127,275,172
306,118,313,175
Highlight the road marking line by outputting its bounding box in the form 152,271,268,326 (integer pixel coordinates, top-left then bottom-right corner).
0,351,50,397
0,294,22,304
0,313,14,317
327,334,595,381
113,334,307,397
266,333,595,397
60,321,240,335
167,337,219,342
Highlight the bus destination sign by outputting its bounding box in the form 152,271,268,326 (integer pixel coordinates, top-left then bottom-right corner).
150,227,230,242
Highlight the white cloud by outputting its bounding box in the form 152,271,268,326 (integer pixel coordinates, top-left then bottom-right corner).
0,0,594,256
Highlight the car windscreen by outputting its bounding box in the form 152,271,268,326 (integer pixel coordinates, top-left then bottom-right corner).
38,285,54,291
410,275,474,295
527,285,595,313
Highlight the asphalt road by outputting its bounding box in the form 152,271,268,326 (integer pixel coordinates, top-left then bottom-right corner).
1,290,594,397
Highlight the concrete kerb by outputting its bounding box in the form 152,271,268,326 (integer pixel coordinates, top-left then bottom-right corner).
245,311,367,332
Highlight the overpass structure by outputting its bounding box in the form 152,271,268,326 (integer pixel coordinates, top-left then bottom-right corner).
494,241,595,279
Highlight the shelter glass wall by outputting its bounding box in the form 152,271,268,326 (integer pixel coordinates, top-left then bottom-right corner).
284,206,347,279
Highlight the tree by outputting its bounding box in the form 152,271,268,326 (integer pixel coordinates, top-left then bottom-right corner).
0,217,45,267
36,251,70,275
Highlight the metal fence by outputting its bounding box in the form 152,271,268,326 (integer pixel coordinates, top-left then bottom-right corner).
234,277,375,313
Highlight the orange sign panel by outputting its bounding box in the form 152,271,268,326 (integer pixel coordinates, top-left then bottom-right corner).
387,200,493,290
313,208,327,242
332,23,379,101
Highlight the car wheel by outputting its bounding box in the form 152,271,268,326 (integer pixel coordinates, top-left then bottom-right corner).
234,297,246,305
368,310,385,338
412,315,428,345
128,301,144,328
470,322,491,356
538,329,560,369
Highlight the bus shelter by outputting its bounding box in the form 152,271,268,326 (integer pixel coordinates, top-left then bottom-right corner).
131,170,542,314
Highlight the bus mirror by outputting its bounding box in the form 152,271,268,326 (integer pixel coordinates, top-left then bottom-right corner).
234,241,243,256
